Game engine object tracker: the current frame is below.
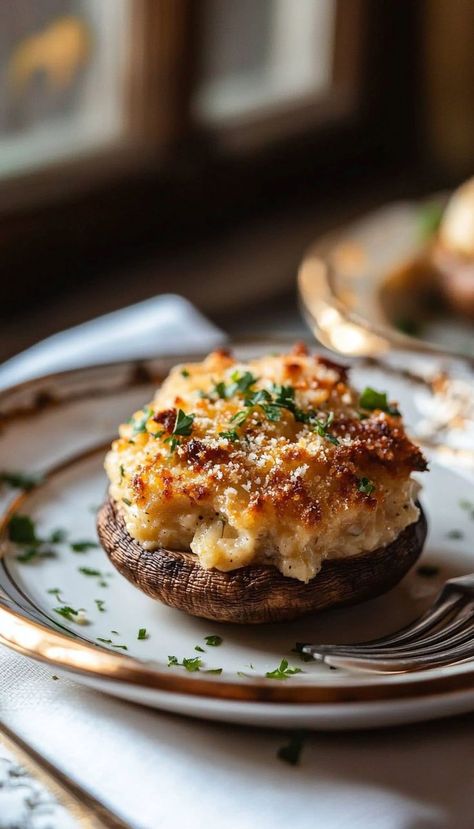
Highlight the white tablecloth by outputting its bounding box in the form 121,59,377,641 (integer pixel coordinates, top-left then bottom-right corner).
1,295,473,829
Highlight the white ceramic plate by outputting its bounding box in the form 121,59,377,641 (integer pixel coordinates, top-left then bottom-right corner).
1,346,473,730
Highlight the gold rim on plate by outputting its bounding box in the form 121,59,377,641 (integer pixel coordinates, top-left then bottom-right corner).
1,352,473,707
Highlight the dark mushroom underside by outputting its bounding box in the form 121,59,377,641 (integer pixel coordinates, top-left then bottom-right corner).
97,498,427,624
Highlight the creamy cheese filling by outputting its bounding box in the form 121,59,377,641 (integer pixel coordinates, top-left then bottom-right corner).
105,348,426,582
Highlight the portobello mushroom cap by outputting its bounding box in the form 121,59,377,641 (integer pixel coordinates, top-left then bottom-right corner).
98,497,427,624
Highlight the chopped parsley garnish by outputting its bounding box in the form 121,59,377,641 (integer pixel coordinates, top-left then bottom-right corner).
272,383,296,409
181,369,190,378
219,429,239,442
230,409,250,427
71,540,99,553
244,389,281,422
111,630,119,635
261,403,281,422
8,516,70,563
359,387,400,416
137,628,148,640
277,730,308,766
97,637,127,650
311,411,339,445
119,464,125,482
173,409,195,437
49,528,67,543
204,635,223,647
226,371,258,397
130,407,153,435
447,529,463,540
182,657,203,672
265,659,303,680
245,389,271,406
95,599,106,612
0,471,43,491
167,655,205,672
417,564,439,577
212,380,227,399
203,668,222,675
47,588,64,600
459,499,474,520
194,645,205,652
357,477,376,495
78,566,102,577
8,514,37,544
17,547,55,563
122,498,132,506
55,606,84,622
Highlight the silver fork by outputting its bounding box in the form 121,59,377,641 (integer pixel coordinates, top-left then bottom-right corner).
301,575,474,674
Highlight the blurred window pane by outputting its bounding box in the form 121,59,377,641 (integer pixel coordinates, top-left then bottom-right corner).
194,0,336,123
0,0,130,179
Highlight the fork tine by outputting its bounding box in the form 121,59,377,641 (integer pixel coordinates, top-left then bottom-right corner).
302,591,462,659
309,602,474,659
347,592,462,648
322,639,474,673
315,614,474,661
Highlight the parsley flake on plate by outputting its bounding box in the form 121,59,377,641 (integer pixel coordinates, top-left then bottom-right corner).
167,655,204,672
16,547,55,563
8,514,37,544
137,628,148,640
0,471,43,491
182,657,202,672
78,566,103,577
459,499,474,520
71,540,99,553
266,659,303,680
204,635,223,647
95,599,106,612
54,606,86,623
49,528,68,543
47,588,64,600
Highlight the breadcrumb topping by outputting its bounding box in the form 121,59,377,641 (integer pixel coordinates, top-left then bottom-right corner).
105,346,426,582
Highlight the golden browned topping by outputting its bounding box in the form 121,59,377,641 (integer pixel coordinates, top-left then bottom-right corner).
105,349,426,582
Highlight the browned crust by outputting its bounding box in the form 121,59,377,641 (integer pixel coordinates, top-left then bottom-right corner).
97,497,427,624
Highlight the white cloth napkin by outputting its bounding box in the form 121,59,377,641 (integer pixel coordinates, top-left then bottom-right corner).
0,294,224,390
1,295,474,829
